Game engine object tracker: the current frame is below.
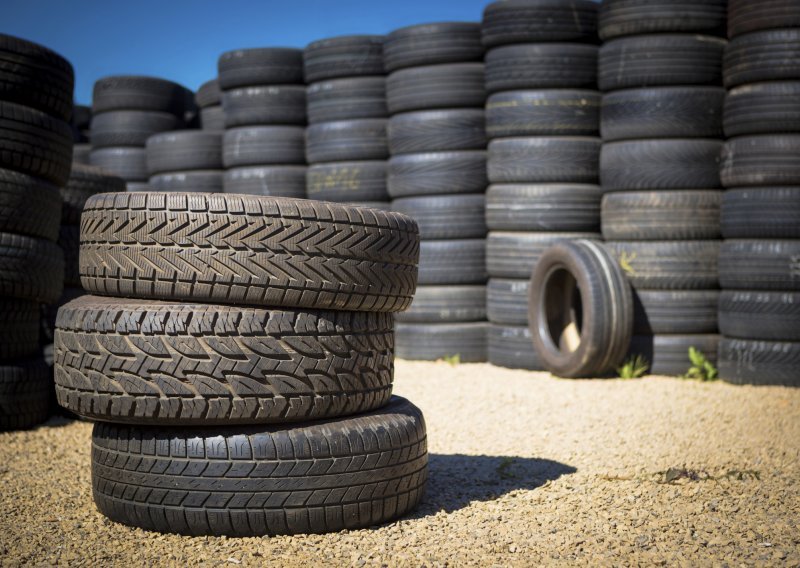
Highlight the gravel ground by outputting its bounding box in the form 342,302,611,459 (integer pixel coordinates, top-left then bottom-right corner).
1,361,798,566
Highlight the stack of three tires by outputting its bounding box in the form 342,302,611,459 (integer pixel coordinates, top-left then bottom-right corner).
53,192,428,536
481,0,602,370
0,34,74,429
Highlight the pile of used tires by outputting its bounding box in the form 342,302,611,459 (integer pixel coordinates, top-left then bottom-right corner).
482,0,602,370
717,0,800,386
53,193,428,535
0,34,73,429
598,0,728,375
387,23,490,363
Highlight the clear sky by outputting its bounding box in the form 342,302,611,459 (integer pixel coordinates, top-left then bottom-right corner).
5,0,491,105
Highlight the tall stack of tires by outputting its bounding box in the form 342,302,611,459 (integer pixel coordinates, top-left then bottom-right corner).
385,22,490,363
304,35,390,209
0,34,73,429
218,48,307,198
53,193,427,536
196,79,224,131
145,130,224,193
717,0,800,386
597,0,728,376
482,0,601,370
88,76,192,192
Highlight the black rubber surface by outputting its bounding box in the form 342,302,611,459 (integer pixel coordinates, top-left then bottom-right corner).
195,79,220,108
388,109,486,154
200,106,225,131
306,77,387,124
598,0,726,40
486,89,600,138
486,183,601,232
603,240,720,290
485,44,598,93
487,231,601,279
303,35,385,82
384,22,483,72
489,324,544,371
395,285,487,324
223,166,307,198
386,63,485,114
728,0,800,38
418,239,486,285
221,86,306,127
628,334,719,377
387,151,487,198
72,143,91,165
89,147,148,182
720,135,800,188
0,231,63,303
719,290,800,341
92,75,191,115
482,0,598,46
719,240,800,291
79,192,419,312
222,126,306,167
488,137,600,184
217,48,304,89
395,322,488,362
62,164,125,225
718,338,800,387
0,359,52,431
90,110,182,148
90,396,427,536
392,194,486,240
307,162,387,203
632,290,719,335
724,29,800,88
0,298,40,360
58,224,81,287
0,167,61,241
724,81,800,137
305,119,388,163
487,278,529,326
145,130,223,174
721,187,800,239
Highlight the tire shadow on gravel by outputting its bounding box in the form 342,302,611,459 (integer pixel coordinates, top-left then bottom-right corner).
414,454,576,516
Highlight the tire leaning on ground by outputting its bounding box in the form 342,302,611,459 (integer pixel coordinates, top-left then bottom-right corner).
79,193,420,312
90,396,428,536
528,239,633,378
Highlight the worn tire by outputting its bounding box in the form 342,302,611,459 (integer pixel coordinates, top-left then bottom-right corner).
195,79,220,108
90,396,427,536
599,34,725,91
90,110,182,148
601,87,724,141
306,77,387,124
600,139,722,191
628,334,719,377
92,75,190,115
0,359,52,431
223,166,306,198
148,171,224,193
488,231,601,279
0,168,61,241
62,164,125,225
217,48,304,89
721,187,800,239
395,322,487,362
728,0,800,38
384,22,483,72
482,0,598,46
392,194,486,239
79,192,419,312
488,137,600,184
488,324,543,371
719,291,800,341
386,63,485,113
598,0,726,40
724,81,800,137
388,109,485,154
487,278,528,326
632,290,719,335
719,240,800,291
395,285,486,324
307,162,387,203
221,86,306,127
200,106,224,131
604,240,720,290
485,44,598,93
418,239,486,285
222,126,306,167
55,295,395,425
720,135,800,188
724,29,800,88
303,35,385,82
145,130,223,174
601,191,722,240
718,338,800,387
0,299,40,360
486,183,601,232
387,151,487,198
486,89,600,138
0,232,63,303
306,119,387,163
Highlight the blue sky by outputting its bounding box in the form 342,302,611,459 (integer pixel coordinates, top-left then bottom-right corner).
6,0,490,105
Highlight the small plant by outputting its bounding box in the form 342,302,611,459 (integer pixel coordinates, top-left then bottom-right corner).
616,354,649,379
497,457,517,480
442,353,460,366
618,251,638,276
682,347,718,381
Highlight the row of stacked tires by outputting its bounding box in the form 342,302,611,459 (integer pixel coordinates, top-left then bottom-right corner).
53,193,428,536
482,0,601,370
717,0,800,386
0,34,73,429
597,0,727,375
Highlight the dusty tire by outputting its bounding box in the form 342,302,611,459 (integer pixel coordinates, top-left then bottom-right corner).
55,295,395,425
598,34,725,91
386,63,485,113
306,77,387,124
632,290,719,335
90,396,427,536
148,171,224,193
482,0,598,46
0,232,63,303
222,126,306,167
387,109,486,154
724,29,800,88
217,48,304,89
90,147,148,182
721,188,800,239
628,334,719,377
601,191,722,240
418,239,486,285
79,192,419,312
720,135,800,188
488,231,601,279
305,119,388,163
0,359,52,431
604,241,720,290
221,86,306,127
303,35,385,82
395,285,487,324
488,137,600,184
392,195,486,240
601,87,724,141
728,0,800,38
718,338,800,387
600,139,722,191
486,183,601,232
719,290,800,341
0,168,61,241
0,299,40,360
145,130,223,174
488,324,543,371
486,89,600,138
223,166,306,198
724,81,800,137
719,240,800,291
90,110,182,148
387,151,487,198
62,164,125,225
384,22,483,72
395,322,487,362
598,0,726,40
92,75,191,115
487,278,529,326
485,44,598,93
307,162,387,203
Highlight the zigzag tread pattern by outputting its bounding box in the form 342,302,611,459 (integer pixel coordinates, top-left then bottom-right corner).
90,397,427,536
55,295,395,425
79,193,419,311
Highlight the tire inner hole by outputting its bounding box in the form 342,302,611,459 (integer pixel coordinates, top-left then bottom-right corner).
544,268,583,354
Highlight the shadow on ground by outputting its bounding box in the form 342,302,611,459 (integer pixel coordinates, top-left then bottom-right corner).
414,454,576,517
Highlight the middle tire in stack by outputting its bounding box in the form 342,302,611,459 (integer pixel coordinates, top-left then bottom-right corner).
482,0,602,370
54,192,428,536
598,0,728,376
385,22,490,363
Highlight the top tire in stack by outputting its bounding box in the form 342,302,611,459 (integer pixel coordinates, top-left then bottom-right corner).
218,48,307,198
54,192,428,536
0,33,74,429
597,0,728,376
195,78,224,132
482,0,601,371
88,76,192,192
717,0,800,387
384,22,490,363
304,35,390,210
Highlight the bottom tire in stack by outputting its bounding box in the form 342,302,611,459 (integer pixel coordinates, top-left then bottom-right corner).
53,192,428,535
